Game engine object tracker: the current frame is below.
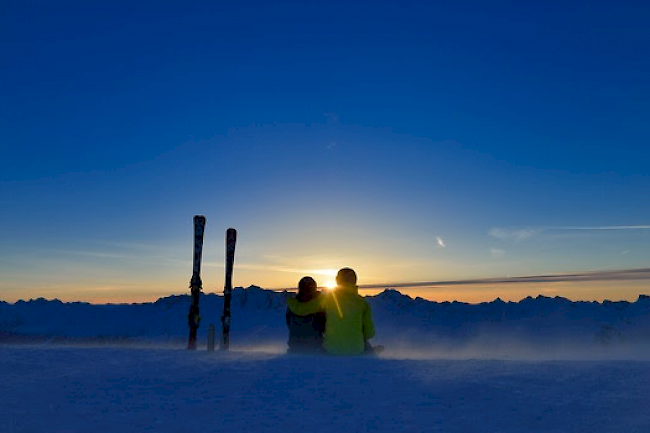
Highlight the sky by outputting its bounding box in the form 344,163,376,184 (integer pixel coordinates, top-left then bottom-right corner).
1,0,649,303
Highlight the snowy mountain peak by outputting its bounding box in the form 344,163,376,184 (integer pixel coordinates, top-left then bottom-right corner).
375,288,413,301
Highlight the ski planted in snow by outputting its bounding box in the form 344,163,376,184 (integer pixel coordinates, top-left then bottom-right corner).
187,215,206,350
220,228,237,350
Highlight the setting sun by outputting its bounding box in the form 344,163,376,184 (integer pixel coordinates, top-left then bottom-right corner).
311,269,338,290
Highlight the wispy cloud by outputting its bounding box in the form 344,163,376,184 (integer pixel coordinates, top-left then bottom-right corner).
488,228,539,241
324,112,340,124
490,248,505,258
49,247,187,268
550,225,650,231
489,224,650,241
358,267,650,290
215,255,340,280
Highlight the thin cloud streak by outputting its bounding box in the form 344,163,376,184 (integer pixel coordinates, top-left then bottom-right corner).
355,268,650,290
488,228,539,241
211,261,337,278
51,248,187,267
551,225,650,231
490,225,650,241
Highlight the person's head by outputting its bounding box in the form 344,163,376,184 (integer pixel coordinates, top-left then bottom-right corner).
297,276,318,300
336,268,357,288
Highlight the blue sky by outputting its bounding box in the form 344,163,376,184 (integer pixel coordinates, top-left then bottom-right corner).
1,1,649,302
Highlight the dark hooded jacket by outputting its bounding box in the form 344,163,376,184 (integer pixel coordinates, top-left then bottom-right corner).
285,291,326,353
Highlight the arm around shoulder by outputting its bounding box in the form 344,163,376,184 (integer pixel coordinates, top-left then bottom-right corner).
286,295,325,316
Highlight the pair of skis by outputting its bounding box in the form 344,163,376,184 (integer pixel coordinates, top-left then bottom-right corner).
187,215,237,351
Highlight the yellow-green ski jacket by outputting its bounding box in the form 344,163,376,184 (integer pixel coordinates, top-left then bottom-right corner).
286,285,375,355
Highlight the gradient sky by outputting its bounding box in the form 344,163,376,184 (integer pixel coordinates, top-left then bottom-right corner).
1,1,649,303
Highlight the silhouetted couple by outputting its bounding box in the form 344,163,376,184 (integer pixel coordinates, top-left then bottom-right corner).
285,268,376,355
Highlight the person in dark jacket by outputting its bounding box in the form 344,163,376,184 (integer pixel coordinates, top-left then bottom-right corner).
286,276,326,354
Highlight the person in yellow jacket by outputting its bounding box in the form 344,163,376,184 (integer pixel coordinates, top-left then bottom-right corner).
286,268,375,355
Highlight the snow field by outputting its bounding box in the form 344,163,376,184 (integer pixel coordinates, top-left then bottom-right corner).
1,345,649,433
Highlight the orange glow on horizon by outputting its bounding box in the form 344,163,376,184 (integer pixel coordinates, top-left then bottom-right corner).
2,275,648,305
358,279,650,304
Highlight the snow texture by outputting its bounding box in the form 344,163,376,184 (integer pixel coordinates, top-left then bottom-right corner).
1,287,650,432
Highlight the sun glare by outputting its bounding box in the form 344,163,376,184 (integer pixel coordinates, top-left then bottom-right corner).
311,268,338,290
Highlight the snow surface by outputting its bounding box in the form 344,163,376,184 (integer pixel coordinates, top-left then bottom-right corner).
1,346,650,432
2,287,650,432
